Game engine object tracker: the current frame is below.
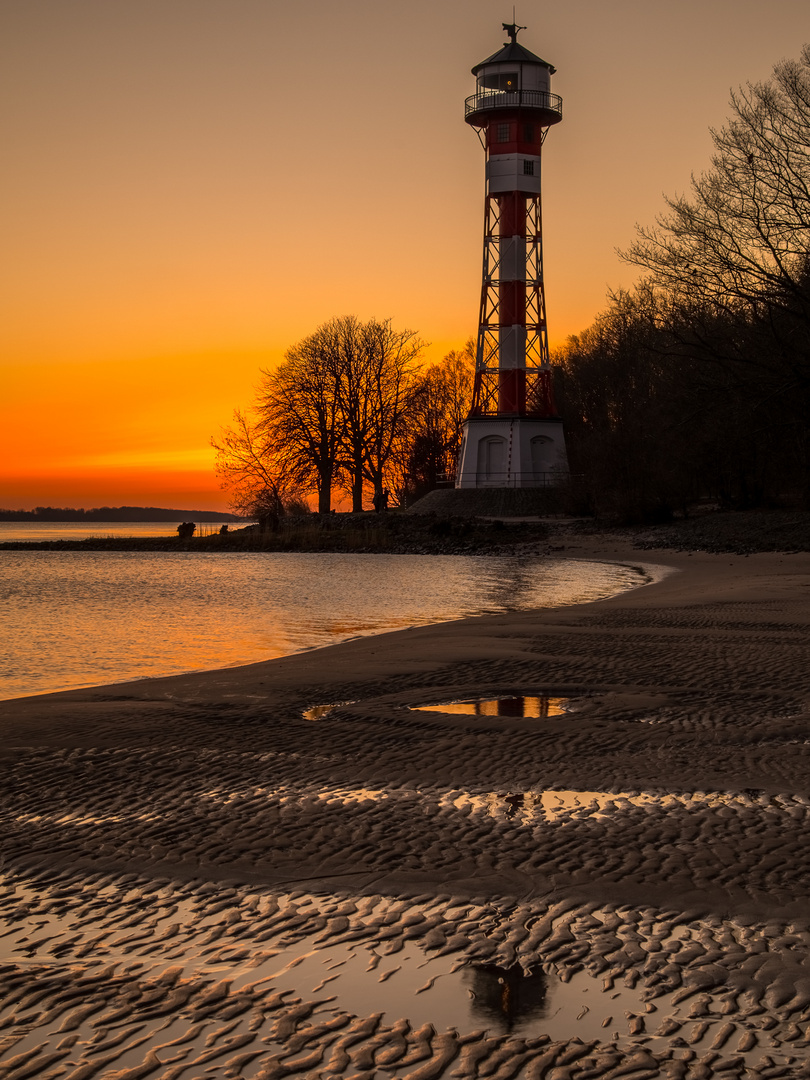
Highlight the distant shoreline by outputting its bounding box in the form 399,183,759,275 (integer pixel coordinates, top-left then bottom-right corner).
0,506,242,522
0,517,549,556
2,508,810,556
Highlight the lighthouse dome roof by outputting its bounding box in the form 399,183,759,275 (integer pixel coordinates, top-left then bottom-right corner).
472,40,556,76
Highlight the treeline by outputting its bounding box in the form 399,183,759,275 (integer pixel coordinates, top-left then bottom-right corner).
217,47,810,524
0,506,242,522
213,316,474,516
555,45,810,521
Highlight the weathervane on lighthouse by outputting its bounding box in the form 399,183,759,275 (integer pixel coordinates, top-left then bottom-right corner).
455,23,569,490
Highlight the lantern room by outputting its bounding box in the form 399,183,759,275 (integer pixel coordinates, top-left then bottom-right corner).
464,29,563,130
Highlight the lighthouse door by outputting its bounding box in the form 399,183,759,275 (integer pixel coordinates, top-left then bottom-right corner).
530,435,553,486
477,435,506,485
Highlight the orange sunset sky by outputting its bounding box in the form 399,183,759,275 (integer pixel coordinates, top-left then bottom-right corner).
2,0,809,511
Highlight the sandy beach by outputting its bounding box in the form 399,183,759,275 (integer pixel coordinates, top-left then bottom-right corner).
2,535,810,1079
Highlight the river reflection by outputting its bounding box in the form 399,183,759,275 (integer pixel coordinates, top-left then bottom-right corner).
1,553,652,700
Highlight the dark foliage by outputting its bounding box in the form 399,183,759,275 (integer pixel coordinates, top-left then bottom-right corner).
556,45,810,521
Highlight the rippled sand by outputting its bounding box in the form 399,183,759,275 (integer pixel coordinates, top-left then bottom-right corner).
2,539,810,1079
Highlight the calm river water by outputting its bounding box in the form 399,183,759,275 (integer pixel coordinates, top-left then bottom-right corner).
0,525,654,700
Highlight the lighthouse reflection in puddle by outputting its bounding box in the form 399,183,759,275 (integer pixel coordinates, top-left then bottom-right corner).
464,964,549,1033
415,696,570,718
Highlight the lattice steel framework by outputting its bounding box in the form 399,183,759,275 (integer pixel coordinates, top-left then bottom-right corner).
469,192,558,418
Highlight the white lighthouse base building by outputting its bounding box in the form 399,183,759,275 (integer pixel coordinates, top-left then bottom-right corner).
456,416,569,489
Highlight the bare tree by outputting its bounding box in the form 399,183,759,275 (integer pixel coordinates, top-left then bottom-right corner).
622,45,810,385
322,316,424,511
404,340,475,500
553,288,688,521
618,45,810,505
356,318,425,508
211,410,307,526
215,316,424,515
256,325,344,513
440,338,476,451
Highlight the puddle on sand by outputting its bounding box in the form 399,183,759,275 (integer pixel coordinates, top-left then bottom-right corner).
0,926,791,1068
303,694,588,721
0,916,652,1045
0,889,562,1039
0,883,799,1070
414,695,572,718
303,700,356,720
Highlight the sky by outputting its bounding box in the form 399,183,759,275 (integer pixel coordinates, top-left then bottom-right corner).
2,0,809,511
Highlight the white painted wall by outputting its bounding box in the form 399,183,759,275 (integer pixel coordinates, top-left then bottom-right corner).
486,154,542,195
456,417,568,488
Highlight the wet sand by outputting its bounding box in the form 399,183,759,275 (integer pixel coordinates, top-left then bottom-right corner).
2,537,810,1078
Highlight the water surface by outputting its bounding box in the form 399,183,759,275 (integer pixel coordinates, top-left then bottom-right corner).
0,520,242,541
1,551,654,700
415,695,572,717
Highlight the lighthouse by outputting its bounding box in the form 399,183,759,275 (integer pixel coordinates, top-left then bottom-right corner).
456,24,569,490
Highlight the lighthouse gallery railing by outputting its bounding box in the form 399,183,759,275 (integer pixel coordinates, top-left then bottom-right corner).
464,89,563,120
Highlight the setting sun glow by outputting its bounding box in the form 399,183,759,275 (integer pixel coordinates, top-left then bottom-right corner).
2,0,808,510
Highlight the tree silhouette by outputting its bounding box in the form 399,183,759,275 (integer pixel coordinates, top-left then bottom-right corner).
405,339,475,500
622,44,810,412
342,317,424,510
553,45,810,518
256,324,345,514
213,316,426,514
211,410,307,523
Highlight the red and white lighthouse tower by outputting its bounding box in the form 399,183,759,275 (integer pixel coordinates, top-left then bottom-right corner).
456,24,569,489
